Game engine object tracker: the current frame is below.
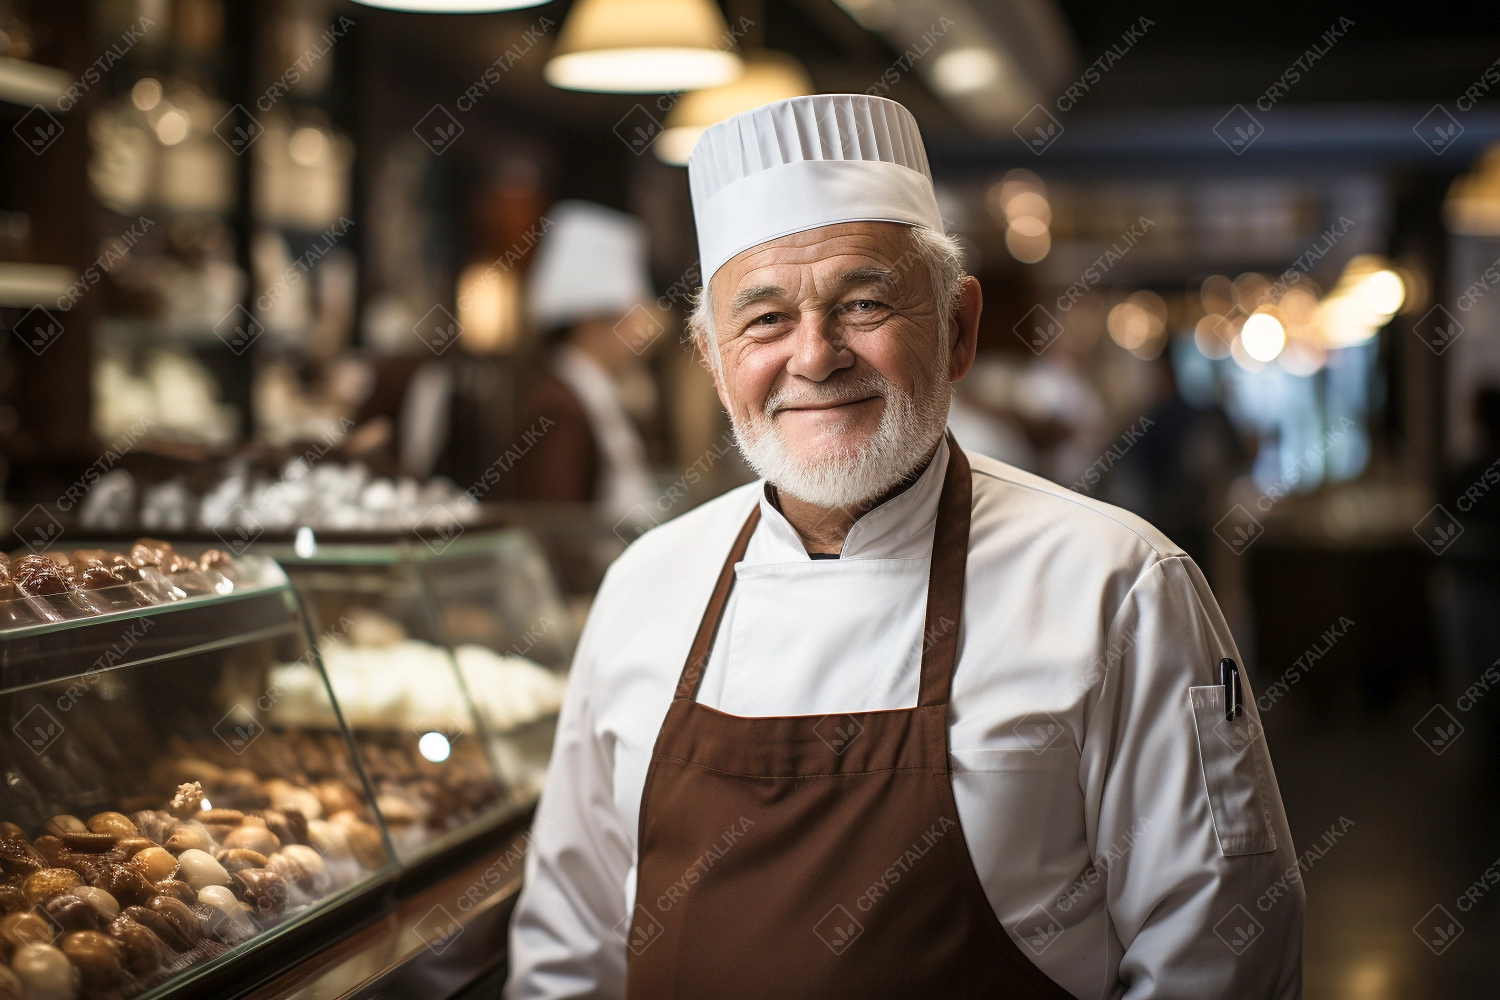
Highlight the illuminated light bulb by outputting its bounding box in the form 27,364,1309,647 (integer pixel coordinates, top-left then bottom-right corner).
132,78,162,111
289,126,329,167
656,52,812,165
155,108,189,145
418,732,451,763
546,0,743,93
931,48,1001,97
1241,312,1287,362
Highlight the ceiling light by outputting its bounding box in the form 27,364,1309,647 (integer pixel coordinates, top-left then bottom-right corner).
657,52,812,165
350,0,549,11
546,0,743,93
931,48,1000,97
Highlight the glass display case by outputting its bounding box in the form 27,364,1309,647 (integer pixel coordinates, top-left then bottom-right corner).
262,528,572,868
0,541,397,1000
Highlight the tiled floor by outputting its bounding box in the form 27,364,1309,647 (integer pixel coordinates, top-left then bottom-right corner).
1263,686,1500,998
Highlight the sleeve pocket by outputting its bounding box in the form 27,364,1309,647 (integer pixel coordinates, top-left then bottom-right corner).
1188,685,1277,857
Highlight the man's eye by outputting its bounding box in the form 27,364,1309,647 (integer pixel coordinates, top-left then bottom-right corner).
756,313,780,325
848,300,884,312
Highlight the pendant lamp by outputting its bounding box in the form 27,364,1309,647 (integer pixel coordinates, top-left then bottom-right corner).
655,51,812,165
351,0,550,11
545,0,744,93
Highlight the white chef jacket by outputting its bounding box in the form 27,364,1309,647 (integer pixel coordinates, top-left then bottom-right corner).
551,346,657,515
507,437,1303,1000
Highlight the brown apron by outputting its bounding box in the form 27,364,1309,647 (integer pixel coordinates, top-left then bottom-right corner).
625,441,1074,999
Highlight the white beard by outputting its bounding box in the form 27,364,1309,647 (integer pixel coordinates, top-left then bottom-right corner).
731,361,953,510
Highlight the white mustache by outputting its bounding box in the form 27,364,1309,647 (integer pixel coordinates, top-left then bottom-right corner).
764,374,892,416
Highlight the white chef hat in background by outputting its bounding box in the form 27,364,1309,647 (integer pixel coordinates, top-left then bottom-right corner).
526,199,654,330
686,94,944,286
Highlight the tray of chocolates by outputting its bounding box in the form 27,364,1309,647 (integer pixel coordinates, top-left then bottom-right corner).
0,541,255,632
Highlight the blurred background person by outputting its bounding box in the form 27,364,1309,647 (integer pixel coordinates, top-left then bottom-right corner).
512,200,660,511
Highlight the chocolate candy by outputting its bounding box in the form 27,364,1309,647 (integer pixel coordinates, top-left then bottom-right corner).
84,813,137,839
143,895,203,948
175,849,231,892
128,846,177,883
107,915,169,974
0,911,54,951
9,943,78,1000
59,930,127,991
119,905,191,952
87,863,155,907
39,893,110,934
150,879,196,906
22,868,81,906
232,868,288,917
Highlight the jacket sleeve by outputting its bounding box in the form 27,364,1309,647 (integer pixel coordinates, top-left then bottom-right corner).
507,595,633,999
1085,554,1304,999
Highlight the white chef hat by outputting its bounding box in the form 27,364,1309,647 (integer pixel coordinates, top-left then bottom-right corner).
687,94,944,286
526,200,654,330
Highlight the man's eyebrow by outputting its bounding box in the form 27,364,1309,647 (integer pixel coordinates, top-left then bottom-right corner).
833,266,899,293
729,284,786,314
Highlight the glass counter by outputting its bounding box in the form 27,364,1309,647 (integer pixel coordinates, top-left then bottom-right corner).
261,529,572,866
0,542,397,1000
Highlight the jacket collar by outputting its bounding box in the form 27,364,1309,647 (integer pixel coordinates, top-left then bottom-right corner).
749,435,950,563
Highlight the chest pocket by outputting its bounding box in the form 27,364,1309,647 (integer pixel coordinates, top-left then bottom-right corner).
1188,686,1277,856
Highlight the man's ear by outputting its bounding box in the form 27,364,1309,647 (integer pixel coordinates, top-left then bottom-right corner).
949,276,982,382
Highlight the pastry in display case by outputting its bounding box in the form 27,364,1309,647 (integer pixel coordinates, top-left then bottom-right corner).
411,531,573,802
261,538,548,866
0,541,396,1000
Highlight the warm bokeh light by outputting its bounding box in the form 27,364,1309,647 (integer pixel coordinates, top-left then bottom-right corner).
1357,268,1405,315
931,48,1001,96
1241,311,1287,362
1278,337,1327,376
1108,291,1167,356
1005,217,1050,263
131,77,162,111
1199,274,1233,316
289,127,330,168
1194,315,1232,359
1002,190,1051,226
1317,255,1407,347
154,108,189,145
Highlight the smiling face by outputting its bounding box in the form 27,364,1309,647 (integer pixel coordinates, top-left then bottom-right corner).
703,221,980,508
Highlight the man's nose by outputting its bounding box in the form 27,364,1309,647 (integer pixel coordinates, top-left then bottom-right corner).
783,311,853,382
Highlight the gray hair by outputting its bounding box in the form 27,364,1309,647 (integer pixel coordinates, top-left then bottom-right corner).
687,225,967,371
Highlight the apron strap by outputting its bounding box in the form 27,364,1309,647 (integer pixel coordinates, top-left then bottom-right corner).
676,504,762,701
673,434,971,708
917,434,972,708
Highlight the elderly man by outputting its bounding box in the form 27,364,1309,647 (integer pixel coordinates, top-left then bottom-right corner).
508,95,1302,999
